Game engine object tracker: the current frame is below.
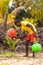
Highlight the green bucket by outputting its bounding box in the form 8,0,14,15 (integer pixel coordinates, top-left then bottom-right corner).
31,42,42,52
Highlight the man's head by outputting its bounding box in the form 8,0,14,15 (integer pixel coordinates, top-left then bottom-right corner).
14,18,21,27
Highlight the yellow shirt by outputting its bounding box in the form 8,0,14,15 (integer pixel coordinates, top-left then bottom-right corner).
21,21,37,34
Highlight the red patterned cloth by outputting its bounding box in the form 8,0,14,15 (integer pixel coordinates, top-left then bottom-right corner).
7,28,17,38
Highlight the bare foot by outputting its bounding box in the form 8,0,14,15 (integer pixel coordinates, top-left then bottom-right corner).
23,55,28,57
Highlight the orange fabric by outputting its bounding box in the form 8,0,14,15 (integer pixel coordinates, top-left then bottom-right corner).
27,34,37,42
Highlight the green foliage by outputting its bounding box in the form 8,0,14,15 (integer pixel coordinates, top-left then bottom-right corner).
13,0,43,24
0,0,43,25
0,0,10,18
0,52,16,57
5,36,18,51
5,36,11,45
10,40,17,51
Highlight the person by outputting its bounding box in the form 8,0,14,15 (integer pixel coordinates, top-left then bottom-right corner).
14,19,38,57
21,21,39,57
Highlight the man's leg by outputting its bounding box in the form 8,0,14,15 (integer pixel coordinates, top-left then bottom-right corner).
33,52,35,57
25,41,29,57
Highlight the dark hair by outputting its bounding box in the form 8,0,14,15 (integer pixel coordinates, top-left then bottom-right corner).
14,18,21,24
14,18,21,27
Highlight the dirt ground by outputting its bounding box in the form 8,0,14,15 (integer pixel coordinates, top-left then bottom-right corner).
0,52,43,65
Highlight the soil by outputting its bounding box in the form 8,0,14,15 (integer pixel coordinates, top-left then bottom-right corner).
0,52,43,65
